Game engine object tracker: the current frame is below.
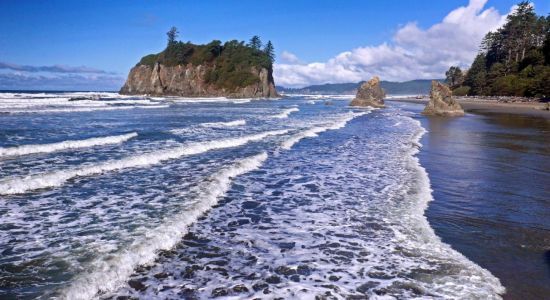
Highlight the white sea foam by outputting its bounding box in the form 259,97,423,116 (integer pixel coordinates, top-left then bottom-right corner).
0,130,287,195
399,118,505,297
0,132,138,158
281,111,367,149
59,152,268,300
199,119,246,128
2,105,169,114
270,107,299,119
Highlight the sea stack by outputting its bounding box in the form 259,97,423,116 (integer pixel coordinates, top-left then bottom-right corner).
422,81,464,116
350,76,385,108
120,63,277,98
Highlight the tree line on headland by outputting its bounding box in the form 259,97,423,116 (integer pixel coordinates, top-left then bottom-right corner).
446,2,550,98
137,27,275,90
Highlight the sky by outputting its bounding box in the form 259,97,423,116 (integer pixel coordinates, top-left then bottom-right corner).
0,0,548,90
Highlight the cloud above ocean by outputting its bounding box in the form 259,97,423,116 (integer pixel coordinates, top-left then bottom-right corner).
0,62,124,91
274,0,511,87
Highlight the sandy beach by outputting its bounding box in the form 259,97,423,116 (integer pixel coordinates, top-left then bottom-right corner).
388,97,550,119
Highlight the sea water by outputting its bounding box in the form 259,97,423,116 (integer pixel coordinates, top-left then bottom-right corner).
0,92,504,299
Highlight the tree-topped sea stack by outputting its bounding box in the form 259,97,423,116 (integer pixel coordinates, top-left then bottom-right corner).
350,76,385,108
422,81,464,116
120,28,278,98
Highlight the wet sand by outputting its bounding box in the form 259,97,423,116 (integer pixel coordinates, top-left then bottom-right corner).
389,98,550,119
395,101,550,299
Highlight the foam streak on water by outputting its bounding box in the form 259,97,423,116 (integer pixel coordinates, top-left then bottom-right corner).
59,152,268,300
270,107,299,119
0,130,287,195
0,132,138,157
281,111,367,150
199,119,246,128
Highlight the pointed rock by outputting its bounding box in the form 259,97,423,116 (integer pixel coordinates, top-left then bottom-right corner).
422,81,464,116
350,76,385,108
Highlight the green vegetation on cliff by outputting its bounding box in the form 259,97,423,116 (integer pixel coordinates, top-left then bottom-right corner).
447,2,550,98
137,28,275,90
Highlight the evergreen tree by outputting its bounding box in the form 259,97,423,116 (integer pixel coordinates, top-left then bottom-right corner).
544,31,550,65
450,2,550,97
264,41,275,63
464,54,487,95
249,36,262,50
167,26,179,46
445,66,464,88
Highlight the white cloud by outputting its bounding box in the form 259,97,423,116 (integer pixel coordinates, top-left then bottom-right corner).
274,0,510,87
280,51,301,64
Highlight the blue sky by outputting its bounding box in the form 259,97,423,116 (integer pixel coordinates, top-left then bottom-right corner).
0,0,548,90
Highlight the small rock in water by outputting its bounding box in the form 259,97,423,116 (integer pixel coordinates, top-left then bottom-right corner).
153,272,170,279
356,281,380,293
211,287,229,297
265,275,282,284
297,264,312,276
275,266,297,276
232,284,249,293
127,279,147,292
252,281,268,291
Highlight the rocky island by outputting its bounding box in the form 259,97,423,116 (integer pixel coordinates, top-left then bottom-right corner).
422,81,465,116
349,76,385,108
120,28,278,98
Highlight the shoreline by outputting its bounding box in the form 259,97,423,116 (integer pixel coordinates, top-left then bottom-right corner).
410,103,550,299
387,97,550,119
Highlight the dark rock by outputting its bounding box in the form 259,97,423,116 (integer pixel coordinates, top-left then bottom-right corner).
211,287,229,297
153,272,170,279
328,275,341,282
275,266,297,276
265,275,282,284
290,274,301,282
232,284,249,293
128,279,147,292
252,282,268,291
297,265,312,276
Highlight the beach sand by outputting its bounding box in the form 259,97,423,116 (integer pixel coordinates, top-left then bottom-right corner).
389,98,550,119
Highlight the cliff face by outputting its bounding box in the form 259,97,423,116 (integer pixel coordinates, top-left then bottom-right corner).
422,81,464,116
120,63,278,98
350,76,385,108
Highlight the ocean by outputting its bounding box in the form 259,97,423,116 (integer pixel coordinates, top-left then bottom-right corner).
0,92,539,299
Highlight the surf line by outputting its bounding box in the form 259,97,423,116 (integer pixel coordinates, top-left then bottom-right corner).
0,133,138,158
59,152,268,300
0,130,287,195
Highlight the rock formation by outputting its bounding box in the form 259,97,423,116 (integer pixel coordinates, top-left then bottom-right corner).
120,63,277,98
350,76,385,108
422,81,464,116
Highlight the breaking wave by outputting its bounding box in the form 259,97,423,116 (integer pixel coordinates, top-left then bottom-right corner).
270,107,299,119
58,152,269,300
0,130,287,195
0,133,138,158
199,119,246,128
2,105,169,114
281,111,367,150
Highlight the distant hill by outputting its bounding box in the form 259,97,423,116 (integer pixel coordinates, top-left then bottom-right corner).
277,79,443,95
